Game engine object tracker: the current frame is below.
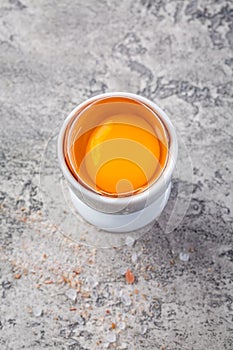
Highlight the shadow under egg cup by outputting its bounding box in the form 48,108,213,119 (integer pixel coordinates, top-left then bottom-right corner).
57,92,178,233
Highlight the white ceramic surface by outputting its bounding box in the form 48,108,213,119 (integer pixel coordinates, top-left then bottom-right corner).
69,182,171,232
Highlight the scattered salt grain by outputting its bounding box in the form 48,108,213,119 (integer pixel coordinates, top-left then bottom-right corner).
131,252,138,263
141,325,147,335
119,266,128,275
179,252,190,262
76,315,85,325
125,236,135,247
106,332,116,343
118,321,126,330
33,306,43,317
121,293,132,306
86,276,98,288
65,289,77,302
120,343,128,349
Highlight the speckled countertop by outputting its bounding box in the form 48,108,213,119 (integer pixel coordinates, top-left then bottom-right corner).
0,1,233,349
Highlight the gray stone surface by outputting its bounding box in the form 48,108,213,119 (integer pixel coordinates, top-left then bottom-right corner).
0,0,233,349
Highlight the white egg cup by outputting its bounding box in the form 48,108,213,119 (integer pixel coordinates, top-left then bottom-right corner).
58,92,178,233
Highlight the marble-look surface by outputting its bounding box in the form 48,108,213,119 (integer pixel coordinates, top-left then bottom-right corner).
0,0,232,349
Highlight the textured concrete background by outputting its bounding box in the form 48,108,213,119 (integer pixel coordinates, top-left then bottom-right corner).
0,0,233,349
